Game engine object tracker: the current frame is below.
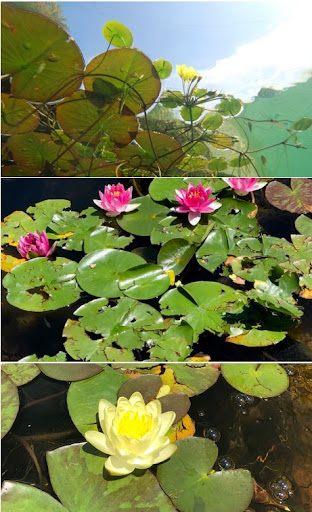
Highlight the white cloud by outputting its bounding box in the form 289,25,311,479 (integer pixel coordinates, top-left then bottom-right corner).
198,2,312,101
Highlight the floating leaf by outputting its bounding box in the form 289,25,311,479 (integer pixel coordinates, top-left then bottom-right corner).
207,132,235,149
149,323,194,362
2,363,40,386
180,106,203,122
117,374,162,401
84,226,133,252
1,252,25,272
119,263,171,299
293,117,312,131
157,239,196,275
217,97,242,116
84,48,161,114
103,20,133,48
151,215,209,246
165,364,220,397
208,157,227,172
20,352,67,363
221,363,289,397
47,443,176,511
226,329,286,347
57,91,138,146
295,214,312,236
202,113,223,131
1,93,40,135
148,177,185,201
249,279,303,317
49,207,103,251
38,363,103,381
157,437,253,512
265,178,312,214
2,257,81,312
1,481,67,512
1,372,19,438
117,195,170,236
230,155,250,168
2,3,84,102
166,414,195,442
154,59,172,79
76,249,145,298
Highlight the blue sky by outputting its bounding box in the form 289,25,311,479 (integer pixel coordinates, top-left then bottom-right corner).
61,1,312,100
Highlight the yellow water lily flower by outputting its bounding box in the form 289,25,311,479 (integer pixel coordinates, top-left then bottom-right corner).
176,64,201,82
84,391,177,476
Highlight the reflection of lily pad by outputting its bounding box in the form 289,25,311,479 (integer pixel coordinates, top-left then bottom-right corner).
1,481,67,512
38,363,103,381
76,249,145,298
2,363,40,386
221,363,289,397
1,372,19,438
157,437,253,512
265,178,312,214
47,443,176,511
2,257,81,312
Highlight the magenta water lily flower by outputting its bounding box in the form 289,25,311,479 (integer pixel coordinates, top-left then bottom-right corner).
17,231,56,260
93,183,140,217
222,178,267,195
173,183,222,226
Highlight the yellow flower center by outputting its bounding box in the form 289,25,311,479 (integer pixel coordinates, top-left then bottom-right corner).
187,190,202,199
117,410,153,439
113,191,121,197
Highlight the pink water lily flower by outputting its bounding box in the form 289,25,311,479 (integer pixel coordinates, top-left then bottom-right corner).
173,183,222,226
17,231,56,260
222,178,267,195
93,183,140,217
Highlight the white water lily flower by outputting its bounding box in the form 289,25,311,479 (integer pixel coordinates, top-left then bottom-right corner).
84,391,177,476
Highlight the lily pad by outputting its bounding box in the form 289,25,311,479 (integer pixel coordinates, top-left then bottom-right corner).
167,364,220,396
76,249,145,298
157,437,253,512
202,113,223,131
84,48,161,114
1,481,67,512
148,177,185,201
151,215,210,246
49,207,103,251
249,279,303,317
119,263,171,299
47,443,176,511
159,393,191,423
67,366,128,434
149,323,195,362
84,226,133,252
2,3,84,102
153,59,172,79
221,363,289,397
117,196,170,236
103,20,133,48
38,363,103,381
226,329,287,347
217,97,242,116
265,178,312,214
1,372,19,438
157,239,196,275
117,374,163,402
2,257,81,312
2,363,40,386
57,92,138,146
295,214,312,236
1,93,40,135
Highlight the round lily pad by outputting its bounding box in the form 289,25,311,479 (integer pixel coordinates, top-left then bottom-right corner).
221,363,289,398
117,374,162,402
157,239,196,275
265,178,312,214
84,226,133,253
103,20,133,48
159,393,191,423
2,257,81,312
38,363,103,381
153,59,172,79
76,249,145,298
2,364,40,386
1,372,19,438
84,48,161,114
1,481,67,512
119,263,171,299
157,437,253,512
117,196,170,236
1,93,40,135
2,3,84,102
148,177,185,201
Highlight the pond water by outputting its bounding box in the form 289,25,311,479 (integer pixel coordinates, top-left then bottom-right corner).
1,364,311,511
2,178,312,362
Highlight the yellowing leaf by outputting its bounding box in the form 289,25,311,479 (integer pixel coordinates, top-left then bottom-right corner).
161,368,192,395
300,288,312,299
167,414,195,442
1,251,25,272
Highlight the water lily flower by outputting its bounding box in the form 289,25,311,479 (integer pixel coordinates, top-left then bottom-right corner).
17,231,56,259
173,183,222,226
222,178,267,196
84,392,177,476
93,183,140,217
176,64,201,82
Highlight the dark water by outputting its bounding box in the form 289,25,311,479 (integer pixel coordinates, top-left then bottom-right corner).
1,365,311,511
2,179,312,362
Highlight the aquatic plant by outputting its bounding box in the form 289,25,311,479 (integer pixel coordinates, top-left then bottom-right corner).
17,231,56,259
93,183,140,216
172,183,221,225
222,177,267,195
2,4,311,177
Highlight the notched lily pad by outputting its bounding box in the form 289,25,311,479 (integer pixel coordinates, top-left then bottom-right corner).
159,393,191,423
221,363,289,397
119,263,171,299
2,257,81,312
117,374,162,402
1,372,19,438
84,226,133,252
117,195,170,236
265,178,312,214
38,363,103,381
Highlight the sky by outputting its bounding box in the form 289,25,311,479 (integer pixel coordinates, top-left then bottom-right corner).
60,1,312,101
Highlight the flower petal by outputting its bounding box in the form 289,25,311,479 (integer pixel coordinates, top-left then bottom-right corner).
85,430,115,456
153,443,178,464
124,203,140,212
93,199,103,209
158,410,176,436
188,212,201,225
105,455,135,476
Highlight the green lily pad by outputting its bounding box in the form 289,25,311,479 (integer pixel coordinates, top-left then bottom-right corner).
20,352,67,362
168,364,220,396
151,215,210,246
212,198,259,236
202,113,223,131
149,177,185,201
157,437,253,512
1,93,40,135
2,363,40,386
293,117,312,131
208,157,228,173
76,249,145,298
221,363,289,397
67,366,128,434
2,257,81,312
57,92,138,146
2,3,84,102
153,59,172,79
249,279,303,317
1,481,67,512
181,106,203,122
217,97,242,116
38,363,103,381
149,323,194,362
84,226,133,252
295,214,312,236
117,196,170,236
84,48,161,114
157,239,196,275
119,263,171,299
1,372,19,438
49,207,103,251
225,329,287,347
103,20,133,48
47,443,176,511
265,178,312,214
196,229,230,272
115,131,184,172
